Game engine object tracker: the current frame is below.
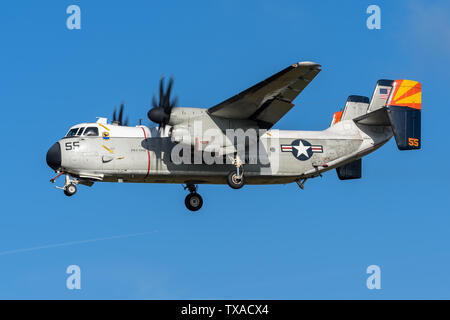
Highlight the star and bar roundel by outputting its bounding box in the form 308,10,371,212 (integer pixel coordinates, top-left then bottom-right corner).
281,139,323,161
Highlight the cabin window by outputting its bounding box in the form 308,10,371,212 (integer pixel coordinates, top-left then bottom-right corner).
84,127,99,136
66,128,79,137
76,127,85,136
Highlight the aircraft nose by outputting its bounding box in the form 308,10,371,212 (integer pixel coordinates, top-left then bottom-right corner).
46,142,61,170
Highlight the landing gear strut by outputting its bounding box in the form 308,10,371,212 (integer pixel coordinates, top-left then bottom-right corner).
296,178,307,190
227,155,245,189
53,174,79,197
184,184,203,212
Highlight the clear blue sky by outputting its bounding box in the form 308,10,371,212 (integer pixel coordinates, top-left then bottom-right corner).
0,0,449,299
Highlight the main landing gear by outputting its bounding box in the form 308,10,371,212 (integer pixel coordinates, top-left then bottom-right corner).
184,184,203,212
227,155,245,189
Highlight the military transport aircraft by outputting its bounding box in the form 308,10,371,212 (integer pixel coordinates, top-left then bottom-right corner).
46,61,421,211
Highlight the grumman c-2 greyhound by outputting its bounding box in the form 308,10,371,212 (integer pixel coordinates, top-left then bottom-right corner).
46,61,421,211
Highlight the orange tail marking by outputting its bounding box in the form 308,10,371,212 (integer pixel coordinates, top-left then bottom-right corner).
388,80,422,110
331,111,343,125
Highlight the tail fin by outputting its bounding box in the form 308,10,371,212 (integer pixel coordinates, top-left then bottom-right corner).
330,110,343,126
341,95,370,120
354,79,422,150
386,80,422,150
367,79,394,112
330,95,369,126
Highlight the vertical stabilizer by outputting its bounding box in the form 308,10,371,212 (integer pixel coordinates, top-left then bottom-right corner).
341,95,369,120
386,80,422,150
330,110,343,126
367,79,394,112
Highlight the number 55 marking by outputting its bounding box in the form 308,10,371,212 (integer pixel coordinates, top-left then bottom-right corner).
65,141,80,150
408,138,419,147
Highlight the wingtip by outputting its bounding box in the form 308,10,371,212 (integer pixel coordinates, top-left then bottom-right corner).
293,61,322,69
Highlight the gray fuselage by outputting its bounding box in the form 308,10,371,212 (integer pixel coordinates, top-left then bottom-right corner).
54,119,392,185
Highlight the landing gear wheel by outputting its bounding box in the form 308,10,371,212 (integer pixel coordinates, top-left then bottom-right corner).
64,183,77,197
227,171,245,189
185,193,203,212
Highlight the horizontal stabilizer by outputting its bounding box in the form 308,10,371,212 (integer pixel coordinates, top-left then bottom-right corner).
353,107,390,126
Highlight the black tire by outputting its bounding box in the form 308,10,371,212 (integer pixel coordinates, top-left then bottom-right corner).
64,183,77,197
185,193,203,212
227,171,245,189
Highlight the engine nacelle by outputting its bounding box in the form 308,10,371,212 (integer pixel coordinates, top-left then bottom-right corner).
170,125,191,144
170,124,236,156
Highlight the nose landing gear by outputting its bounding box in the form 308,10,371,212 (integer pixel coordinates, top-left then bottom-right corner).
51,173,79,197
60,175,79,197
184,184,203,212
64,183,77,197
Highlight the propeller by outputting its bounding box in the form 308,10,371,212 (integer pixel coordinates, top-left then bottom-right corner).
112,102,129,126
147,76,178,132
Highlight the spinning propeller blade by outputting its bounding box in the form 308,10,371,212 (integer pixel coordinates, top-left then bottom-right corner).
112,102,129,126
147,76,178,132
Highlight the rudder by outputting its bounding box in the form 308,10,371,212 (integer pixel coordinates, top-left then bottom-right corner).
386,80,422,150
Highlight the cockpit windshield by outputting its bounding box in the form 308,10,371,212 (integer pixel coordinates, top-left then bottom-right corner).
76,127,85,136
66,126,99,137
66,128,79,137
84,127,99,136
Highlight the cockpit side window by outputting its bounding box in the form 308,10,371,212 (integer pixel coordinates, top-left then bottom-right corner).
66,128,79,137
84,127,99,136
76,127,85,136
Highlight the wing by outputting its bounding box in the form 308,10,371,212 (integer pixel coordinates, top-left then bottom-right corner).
207,61,321,128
